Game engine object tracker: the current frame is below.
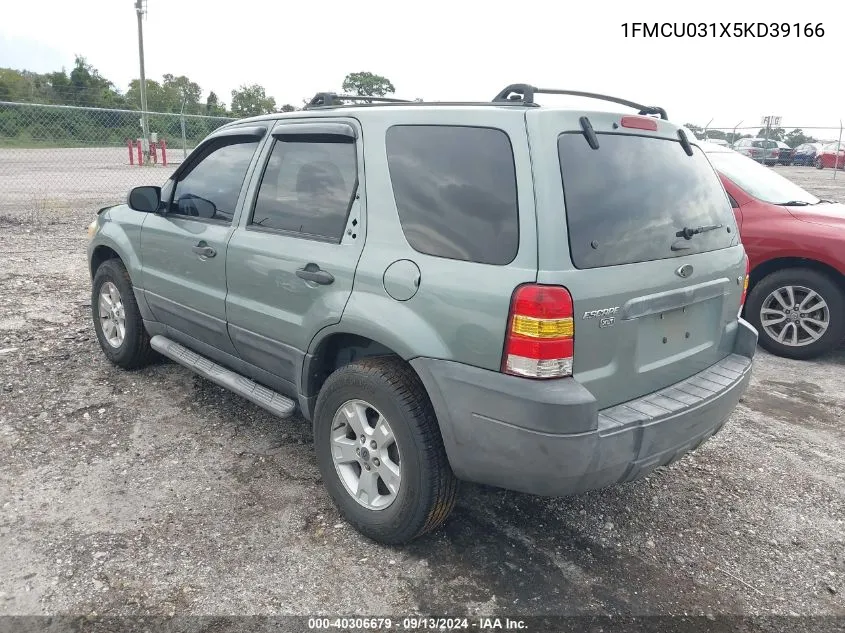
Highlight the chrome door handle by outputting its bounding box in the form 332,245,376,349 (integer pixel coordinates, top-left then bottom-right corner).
192,242,216,258
296,263,334,285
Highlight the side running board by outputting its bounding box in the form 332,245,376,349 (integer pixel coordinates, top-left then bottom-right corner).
150,335,296,418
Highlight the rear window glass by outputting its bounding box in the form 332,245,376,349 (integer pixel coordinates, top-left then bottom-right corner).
558,133,737,269
385,125,519,265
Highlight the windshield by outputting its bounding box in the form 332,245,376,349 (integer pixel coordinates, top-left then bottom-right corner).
707,150,820,205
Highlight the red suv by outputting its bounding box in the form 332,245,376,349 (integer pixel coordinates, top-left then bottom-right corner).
701,142,845,359
815,142,845,170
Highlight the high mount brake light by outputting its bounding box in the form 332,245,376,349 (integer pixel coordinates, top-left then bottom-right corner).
620,115,658,131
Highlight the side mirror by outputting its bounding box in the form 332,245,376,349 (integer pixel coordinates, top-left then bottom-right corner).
128,186,162,213
177,194,217,219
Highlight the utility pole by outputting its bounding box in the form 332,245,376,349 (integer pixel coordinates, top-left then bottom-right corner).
135,0,150,161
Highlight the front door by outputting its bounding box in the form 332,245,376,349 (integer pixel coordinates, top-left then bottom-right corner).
225,119,364,393
141,134,263,356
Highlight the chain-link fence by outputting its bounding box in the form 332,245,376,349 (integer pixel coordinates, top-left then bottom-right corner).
1,100,843,226
0,101,237,224
688,123,844,178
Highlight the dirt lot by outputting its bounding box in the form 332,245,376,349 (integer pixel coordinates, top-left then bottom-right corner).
0,147,177,220
0,163,844,628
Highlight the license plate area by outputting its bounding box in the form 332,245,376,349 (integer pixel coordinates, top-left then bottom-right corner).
635,299,721,371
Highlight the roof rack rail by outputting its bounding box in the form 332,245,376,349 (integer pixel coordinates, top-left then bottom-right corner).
492,84,668,120
305,92,413,109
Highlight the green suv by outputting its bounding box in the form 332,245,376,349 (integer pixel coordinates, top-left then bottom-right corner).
87,84,757,545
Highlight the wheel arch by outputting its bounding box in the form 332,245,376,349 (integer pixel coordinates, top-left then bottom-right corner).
89,244,123,278
748,256,845,297
301,332,423,417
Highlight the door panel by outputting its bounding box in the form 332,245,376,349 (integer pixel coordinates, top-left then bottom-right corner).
225,231,362,386
139,134,264,356
141,216,236,354
224,118,365,388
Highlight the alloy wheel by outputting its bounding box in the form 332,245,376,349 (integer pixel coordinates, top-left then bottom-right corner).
330,399,402,510
98,281,126,348
760,285,830,347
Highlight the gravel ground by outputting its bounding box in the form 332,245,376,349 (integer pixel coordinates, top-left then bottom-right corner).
0,164,844,628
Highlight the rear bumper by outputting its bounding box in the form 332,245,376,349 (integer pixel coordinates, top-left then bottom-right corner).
411,319,757,497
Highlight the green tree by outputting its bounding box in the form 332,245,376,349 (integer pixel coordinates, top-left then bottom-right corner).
341,71,395,97
205,91,227,116
126,79,170,112
1,57,126,107
230,84,276,117
0,68,29,101
784,128,817,148
66,56,123,107
683,123,703,139
757,127,785,141
46,70,71,102
279,103,296,112
162,74,202,113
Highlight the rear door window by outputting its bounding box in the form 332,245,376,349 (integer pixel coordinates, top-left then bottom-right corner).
250,136,357,242
558,133,737,269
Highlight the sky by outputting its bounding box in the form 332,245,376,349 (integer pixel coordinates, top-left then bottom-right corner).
1,0,842,137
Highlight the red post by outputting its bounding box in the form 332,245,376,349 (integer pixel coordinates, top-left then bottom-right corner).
151,141,157,164
127,139,134,165
159,139,167,167
136,140,143,166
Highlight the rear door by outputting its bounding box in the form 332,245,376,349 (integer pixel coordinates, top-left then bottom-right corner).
528,110,746,409
224,119,364,393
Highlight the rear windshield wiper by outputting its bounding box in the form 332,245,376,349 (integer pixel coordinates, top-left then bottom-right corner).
675,224,723,240
777,200,812,206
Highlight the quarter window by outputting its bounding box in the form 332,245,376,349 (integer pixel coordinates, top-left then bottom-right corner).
170,140,259,222
251,136,357,241
385,125,519,265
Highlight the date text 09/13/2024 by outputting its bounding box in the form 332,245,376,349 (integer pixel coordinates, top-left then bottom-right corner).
308,617,528,630
621,22,825,38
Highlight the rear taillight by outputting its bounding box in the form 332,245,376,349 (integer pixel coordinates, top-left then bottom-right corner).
740,256,750,308
502,284,574,379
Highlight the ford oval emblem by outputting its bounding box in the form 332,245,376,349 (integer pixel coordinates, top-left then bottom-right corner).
676,264,694,279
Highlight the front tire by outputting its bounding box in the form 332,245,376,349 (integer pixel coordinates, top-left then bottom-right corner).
91,258,154,369
815,157,824,169
313,357,458,545
746,268,845,360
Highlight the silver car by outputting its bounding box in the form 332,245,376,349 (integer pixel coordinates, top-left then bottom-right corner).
732,137,779,165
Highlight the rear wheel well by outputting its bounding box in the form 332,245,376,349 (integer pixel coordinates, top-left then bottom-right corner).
90,245,121,278
306,334,403,398
748,257,845,295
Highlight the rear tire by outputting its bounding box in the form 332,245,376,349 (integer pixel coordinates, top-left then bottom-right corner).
746,268,845,360
91,258,154,369
313,356,458,545
815,157,824,169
